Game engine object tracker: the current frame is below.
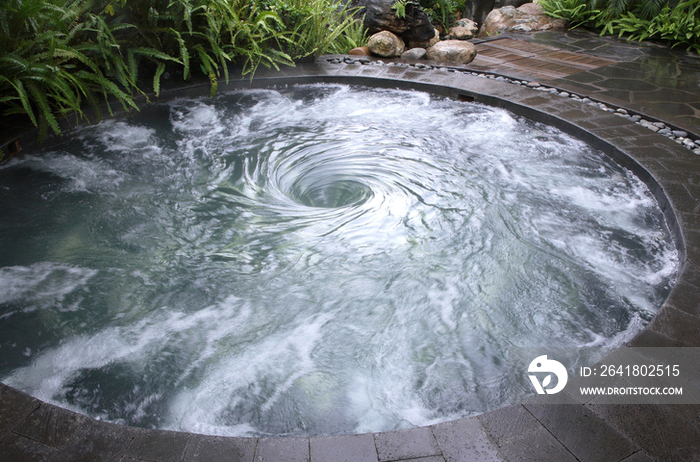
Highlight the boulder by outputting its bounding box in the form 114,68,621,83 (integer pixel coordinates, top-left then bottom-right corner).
449,20,478,40
479,3,566,37
401,47,427,60
349,46,371,56
407,29,440,50
367,30,406,58
348,0,435,43
426,40,477,64
462,0,532,27
455,18,480,29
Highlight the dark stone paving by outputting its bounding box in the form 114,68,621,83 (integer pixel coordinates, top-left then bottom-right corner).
471,37,619,80
2,29,700,462
537,31,700,135
468,30,700,136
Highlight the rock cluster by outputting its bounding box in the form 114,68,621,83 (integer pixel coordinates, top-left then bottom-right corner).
447,19,479,40
462,0,531,27
353,0,565,65
348,0,435,43
349,0,478,64
366,32,476,64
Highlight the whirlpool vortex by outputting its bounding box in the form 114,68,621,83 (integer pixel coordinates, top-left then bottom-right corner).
0,84,678,437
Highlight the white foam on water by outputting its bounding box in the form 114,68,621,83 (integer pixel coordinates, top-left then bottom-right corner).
0,84,679,437
164,309,334,436
169,100,224,135
0,263,97,315
1,152,125,193
3,295,254,406
4,323,157,400
91,120,162,157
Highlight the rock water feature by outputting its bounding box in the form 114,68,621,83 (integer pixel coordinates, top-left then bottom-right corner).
348,0,435,43
0,84,678,438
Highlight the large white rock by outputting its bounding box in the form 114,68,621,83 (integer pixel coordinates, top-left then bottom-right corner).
449,18,479,40
426,40,477,64
367,30,406,58
479,3,566,37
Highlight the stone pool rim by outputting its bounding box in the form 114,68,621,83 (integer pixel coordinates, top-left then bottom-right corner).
1,58,699,461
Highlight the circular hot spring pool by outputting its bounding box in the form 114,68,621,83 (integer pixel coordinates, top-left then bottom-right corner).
0,84,678,437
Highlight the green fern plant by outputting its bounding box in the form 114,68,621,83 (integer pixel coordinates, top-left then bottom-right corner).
540,0,700,52
392,0,410,18
100,0,294,90
0,0,138,140
538,0,604,28
0,0,375,143
609,0,700,52
328,14,369,53
272,0,364,59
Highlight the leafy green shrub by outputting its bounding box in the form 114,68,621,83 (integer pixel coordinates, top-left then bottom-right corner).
606,0,700,52
328,13,369,53
540,0,700,52
96,0,294,93
269,0,364,58
0,0,138,139
538,0,604,28
588,0,682,21
419,0,466,29
0,0,295,138
0,0,372,141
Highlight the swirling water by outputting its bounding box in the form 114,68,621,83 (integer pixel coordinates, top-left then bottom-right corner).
0,84,677,436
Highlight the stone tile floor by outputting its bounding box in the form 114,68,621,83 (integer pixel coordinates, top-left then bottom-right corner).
2,29,700,462
474,30,700,135
471,36,619,80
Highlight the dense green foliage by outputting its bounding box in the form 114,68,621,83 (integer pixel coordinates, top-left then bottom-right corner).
392,0,466,29
420,0,466,29
269,0,368,58
0,0,364,140
540,0,700,53
0,0,139,138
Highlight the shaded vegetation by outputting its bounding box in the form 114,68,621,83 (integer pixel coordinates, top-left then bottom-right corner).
0,0,365,140
540,0,700,53
392,0,466,29
419,0,466,29
268,0,368,57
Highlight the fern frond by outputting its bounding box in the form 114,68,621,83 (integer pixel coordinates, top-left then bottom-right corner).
132,47,182,64
154,61,166,96
1,76,37,126
167,28,190,79
26,79,60,135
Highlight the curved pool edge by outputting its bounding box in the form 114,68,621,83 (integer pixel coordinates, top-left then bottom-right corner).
1,59,700,462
